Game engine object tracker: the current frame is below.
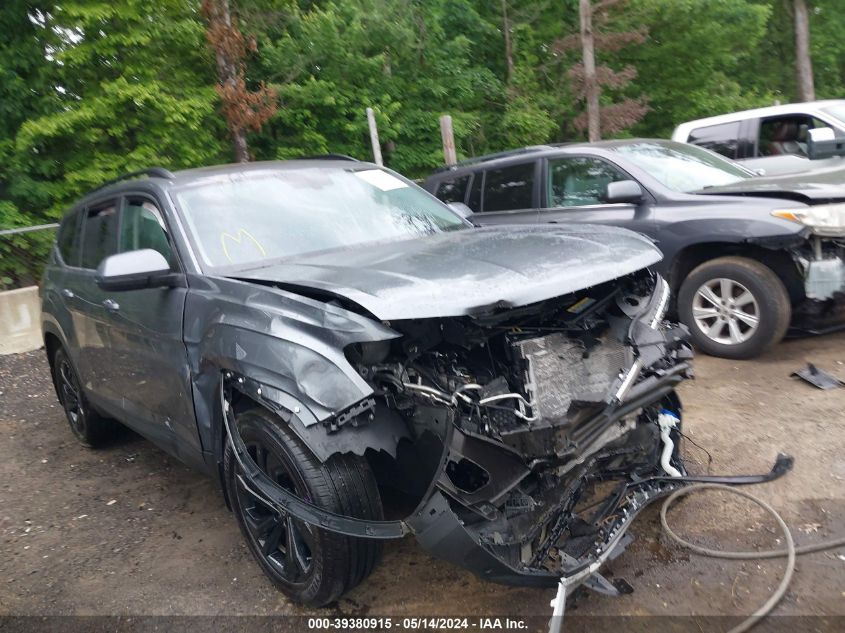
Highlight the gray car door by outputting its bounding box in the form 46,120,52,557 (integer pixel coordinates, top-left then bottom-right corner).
97,194,199,463
534,156,654,234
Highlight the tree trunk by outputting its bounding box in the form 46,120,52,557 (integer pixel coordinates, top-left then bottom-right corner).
501,0,514,83
793,0,815,102
205,0,250,162
579,0,600,141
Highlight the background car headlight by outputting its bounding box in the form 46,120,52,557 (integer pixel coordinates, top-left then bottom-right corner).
771,204,845,236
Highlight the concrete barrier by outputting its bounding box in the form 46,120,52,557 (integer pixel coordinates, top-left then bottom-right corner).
0,286,43,355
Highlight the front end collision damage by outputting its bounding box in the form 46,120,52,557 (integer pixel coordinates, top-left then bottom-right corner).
745,230,845,333
210,271,793,595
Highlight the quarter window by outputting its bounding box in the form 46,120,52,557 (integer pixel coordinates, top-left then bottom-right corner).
687,122,741,159
435,175,471,204
119,198,173,265
79,202,119,270
56,210,82,266
547,157,628,207
481,163,535,212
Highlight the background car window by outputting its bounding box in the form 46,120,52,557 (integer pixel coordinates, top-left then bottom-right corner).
119,198,173,265
435,175,471,204
547,157,628,207
56,210,82,266
467,173,482,212
80,203,119,270
758,115,827,157
687,121,741,158
482,163,534,212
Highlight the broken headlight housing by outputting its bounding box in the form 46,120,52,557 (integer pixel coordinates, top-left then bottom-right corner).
772,203,845,237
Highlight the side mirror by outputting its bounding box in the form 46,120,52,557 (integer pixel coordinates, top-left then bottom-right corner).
807,126,845,160
96,249,172,292
603,180,644,204
448,202,474,220
808,127,836,143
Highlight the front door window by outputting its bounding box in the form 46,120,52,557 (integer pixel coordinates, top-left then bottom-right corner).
547,157,628,207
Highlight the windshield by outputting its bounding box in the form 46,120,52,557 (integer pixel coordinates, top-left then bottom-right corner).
821,104,845,128
175,167,466,270
610,141,751,192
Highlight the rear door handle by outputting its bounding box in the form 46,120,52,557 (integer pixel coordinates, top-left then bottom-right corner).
102,299,120,312
61,288,74,299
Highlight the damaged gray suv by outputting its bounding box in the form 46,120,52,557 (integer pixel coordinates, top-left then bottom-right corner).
41,160,788,606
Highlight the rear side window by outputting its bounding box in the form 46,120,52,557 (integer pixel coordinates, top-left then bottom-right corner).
119,198,174,266
687,122,741,159
80,202,119,270
482,162,535,212
56,210,82,266
435,175,471,204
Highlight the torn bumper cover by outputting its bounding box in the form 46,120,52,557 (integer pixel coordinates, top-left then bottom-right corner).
222,274,794,594
782,234,845,333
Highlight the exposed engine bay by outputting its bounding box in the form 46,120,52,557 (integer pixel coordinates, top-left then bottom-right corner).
342,269,695,583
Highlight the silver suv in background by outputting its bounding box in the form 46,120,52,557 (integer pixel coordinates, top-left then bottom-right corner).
672,100,845,176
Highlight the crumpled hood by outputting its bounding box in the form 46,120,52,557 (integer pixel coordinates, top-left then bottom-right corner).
698,172,845,204
231,225,661,320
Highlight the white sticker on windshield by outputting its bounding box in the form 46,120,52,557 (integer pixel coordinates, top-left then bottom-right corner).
354,169,408,191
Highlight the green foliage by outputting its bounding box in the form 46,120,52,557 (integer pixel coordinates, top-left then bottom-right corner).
620,0,775,137
1,0,227,284
252,0,502,175
2,0,845,285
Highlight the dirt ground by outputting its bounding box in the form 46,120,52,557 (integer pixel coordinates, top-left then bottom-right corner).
1,334,844,627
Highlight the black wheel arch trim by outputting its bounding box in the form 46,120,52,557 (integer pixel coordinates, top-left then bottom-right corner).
221,376,413,539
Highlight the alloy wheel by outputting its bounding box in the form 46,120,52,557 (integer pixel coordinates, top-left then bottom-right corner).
58,356,86,436
691,278,760,345
234,441,315,583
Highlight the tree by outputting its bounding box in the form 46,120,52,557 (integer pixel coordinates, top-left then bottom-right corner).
578,0,600,141
793,0,815,101
620,0,773,137
202,0,278,162
555,0,648,139
251,0,504,175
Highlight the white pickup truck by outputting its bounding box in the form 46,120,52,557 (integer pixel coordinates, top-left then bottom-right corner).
672,100,845,176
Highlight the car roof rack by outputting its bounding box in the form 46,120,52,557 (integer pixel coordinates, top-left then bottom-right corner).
433,145,554,173
90,167,176,194
298,153,359,161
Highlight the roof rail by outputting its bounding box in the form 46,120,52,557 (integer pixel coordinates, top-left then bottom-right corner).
91,167,176,194
298,153,359,161
434,145,554,172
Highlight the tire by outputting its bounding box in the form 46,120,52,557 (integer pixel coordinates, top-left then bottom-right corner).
224,407,383,606
50,347,113,447
678,256,791,360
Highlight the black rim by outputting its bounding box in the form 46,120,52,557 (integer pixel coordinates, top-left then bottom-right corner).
235,438,316,584
57,356,85,436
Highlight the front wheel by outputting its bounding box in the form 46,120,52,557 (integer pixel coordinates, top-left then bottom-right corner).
224,407,383,606
678,256,791,360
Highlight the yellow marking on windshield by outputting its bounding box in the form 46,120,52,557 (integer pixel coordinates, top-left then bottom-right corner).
221,229,267,263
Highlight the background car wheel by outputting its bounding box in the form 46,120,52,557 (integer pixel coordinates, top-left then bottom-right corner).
224,407,383,607
678,256,791,360
50,347,113,447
